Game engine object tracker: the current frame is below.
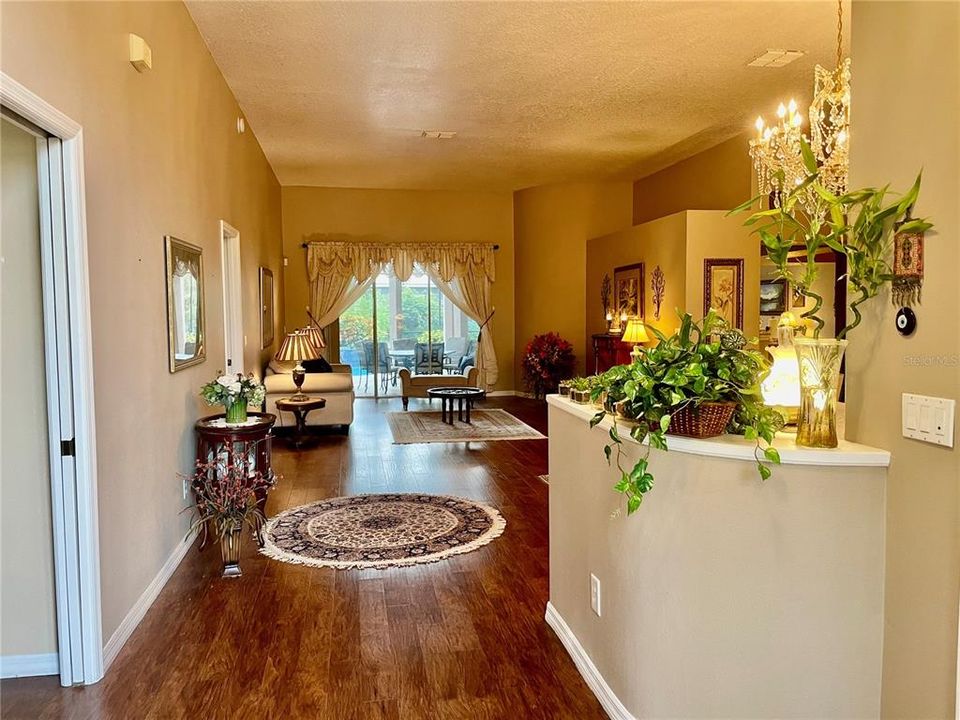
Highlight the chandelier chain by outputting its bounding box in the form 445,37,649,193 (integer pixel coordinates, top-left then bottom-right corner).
836,0,843,71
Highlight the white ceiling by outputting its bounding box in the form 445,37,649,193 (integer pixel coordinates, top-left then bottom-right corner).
186,1,849,191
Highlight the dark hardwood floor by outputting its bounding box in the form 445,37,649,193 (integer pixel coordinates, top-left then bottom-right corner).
1,396,605,720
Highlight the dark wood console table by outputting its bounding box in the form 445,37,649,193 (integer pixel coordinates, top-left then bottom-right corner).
194,412,276,549
592,333,632,373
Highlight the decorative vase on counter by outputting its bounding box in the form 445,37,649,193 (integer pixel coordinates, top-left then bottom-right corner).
220,522,243,577
794,337,847,448
225,399,248,425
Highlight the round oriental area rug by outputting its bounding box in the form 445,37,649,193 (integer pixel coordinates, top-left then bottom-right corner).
260,493,506,569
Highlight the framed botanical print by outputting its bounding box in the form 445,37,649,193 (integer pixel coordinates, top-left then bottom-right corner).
760,278,789,315
703,258,744,330
164,236,206,373
613,263,645,330
260,267,275,349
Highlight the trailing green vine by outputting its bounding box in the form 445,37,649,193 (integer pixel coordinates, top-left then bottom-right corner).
588,311,783,515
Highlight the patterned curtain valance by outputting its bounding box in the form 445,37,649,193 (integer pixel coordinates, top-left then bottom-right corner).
305,239,496,285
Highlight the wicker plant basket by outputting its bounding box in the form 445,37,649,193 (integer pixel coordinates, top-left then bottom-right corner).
668,401,736,438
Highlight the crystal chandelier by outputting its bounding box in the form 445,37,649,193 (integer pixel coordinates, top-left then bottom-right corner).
749,0,850,205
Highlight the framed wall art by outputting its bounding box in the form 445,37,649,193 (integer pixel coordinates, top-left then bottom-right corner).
703,258,744,330
760,278,789,315
260,267,275,349
613,263,645,331
164,236,206,373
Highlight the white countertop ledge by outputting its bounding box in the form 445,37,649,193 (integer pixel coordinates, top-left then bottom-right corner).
547,394,891,468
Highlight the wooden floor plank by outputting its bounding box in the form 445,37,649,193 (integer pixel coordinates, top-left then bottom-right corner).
0,397,604,719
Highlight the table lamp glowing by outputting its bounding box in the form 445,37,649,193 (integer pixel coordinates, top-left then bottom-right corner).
761,313,801,426
275,330,321,401
621,319,649,361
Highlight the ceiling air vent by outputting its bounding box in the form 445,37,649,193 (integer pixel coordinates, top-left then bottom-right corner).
747,49,805,68
421,130,457,139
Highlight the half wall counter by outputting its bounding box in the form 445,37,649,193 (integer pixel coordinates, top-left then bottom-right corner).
546,394,889,719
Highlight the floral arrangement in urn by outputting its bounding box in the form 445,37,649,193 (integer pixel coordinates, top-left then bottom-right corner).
200,372,266,424
184,448,275,577
522,332,575,399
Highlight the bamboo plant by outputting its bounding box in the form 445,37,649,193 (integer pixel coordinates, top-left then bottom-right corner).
731,141,932,338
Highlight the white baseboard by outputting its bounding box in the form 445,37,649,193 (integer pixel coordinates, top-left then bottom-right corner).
544,601,635,720
0,652,58,678
102,531,195,671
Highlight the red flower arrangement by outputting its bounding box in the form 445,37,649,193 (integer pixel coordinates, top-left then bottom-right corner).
183,446,277,544
522,332,576,399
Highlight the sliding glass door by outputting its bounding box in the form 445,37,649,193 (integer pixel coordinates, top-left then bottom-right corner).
338,265,478,398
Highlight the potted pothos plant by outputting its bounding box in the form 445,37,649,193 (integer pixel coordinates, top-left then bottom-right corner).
731,140,933,447
589,311,783,515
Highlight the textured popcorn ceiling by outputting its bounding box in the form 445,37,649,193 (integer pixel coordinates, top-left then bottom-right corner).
186,1,848,191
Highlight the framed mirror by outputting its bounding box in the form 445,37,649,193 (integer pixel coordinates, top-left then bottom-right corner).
164,236,206,372
260,267,275,349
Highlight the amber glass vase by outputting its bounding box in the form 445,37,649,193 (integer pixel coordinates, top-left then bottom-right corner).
220,523,243,577
794,338,847,448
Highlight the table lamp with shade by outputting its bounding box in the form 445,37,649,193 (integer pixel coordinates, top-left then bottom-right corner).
621,318,649,361
275,330,321,401
299,325,326,353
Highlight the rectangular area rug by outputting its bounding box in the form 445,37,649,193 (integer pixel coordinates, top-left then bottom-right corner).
387,409,546,444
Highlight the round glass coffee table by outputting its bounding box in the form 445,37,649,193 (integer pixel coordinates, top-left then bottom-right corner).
427,387,485,425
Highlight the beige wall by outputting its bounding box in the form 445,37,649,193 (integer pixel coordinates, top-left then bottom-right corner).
513,180,633,384
1,119,58,658
549,398,886,718
846,2,960,717
1,1,283,642
632,134,753,226
586,213,688,370
685,211,760,341
585,210,759,370
281,186,515,392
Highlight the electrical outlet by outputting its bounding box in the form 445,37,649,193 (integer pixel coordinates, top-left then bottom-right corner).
590,574,601,617
182,477,189,500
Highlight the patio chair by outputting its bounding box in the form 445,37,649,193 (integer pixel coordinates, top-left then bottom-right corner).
414,342,445,375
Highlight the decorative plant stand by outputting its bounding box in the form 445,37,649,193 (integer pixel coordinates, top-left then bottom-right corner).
194,412,276,574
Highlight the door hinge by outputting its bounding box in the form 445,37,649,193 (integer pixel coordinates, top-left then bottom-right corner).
61,438,76,457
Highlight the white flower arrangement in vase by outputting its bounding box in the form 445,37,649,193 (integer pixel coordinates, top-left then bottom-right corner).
200,372,266,424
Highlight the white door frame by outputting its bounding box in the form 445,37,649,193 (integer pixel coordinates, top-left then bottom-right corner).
220,220,243,375
0,72,103,685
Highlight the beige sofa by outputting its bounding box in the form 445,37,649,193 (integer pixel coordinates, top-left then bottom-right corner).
398,366,480,410
264,360,355,430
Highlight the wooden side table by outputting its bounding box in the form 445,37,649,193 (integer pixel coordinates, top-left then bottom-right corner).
194,412,276,549
274,396,327,448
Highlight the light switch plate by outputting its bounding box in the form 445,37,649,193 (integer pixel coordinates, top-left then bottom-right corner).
902,393,955,447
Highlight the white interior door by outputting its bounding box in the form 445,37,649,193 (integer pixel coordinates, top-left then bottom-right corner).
1,74,103,688
36,133,103,686
220,221,243,375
